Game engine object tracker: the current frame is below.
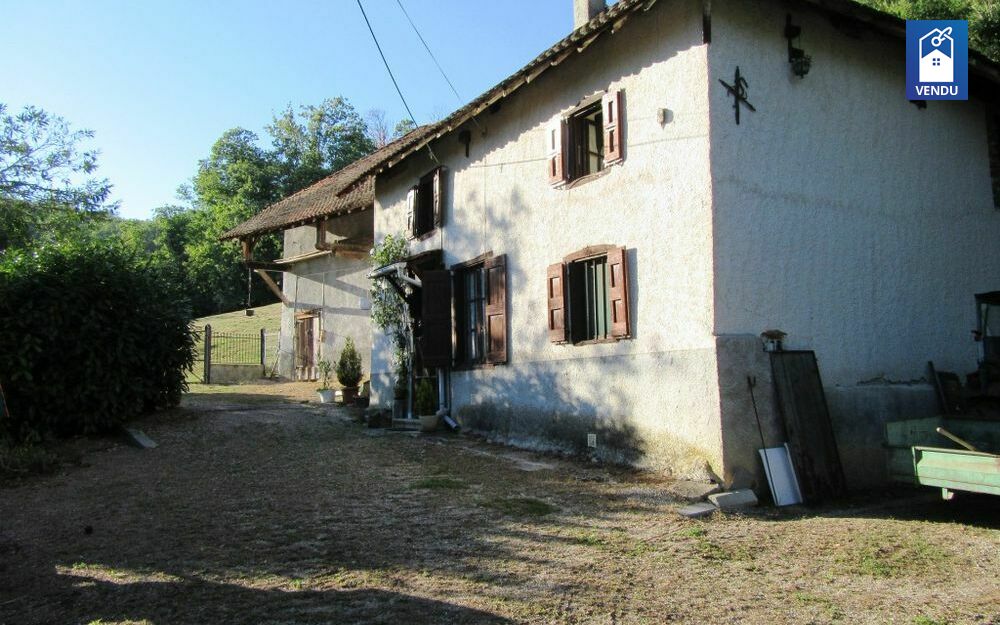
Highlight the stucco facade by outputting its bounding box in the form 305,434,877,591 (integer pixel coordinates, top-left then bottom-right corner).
374,1,724,478
368,0,999,487
276,214,373,382
708,1,1000,486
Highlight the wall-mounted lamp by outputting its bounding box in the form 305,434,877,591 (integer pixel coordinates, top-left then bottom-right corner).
785,14,812,78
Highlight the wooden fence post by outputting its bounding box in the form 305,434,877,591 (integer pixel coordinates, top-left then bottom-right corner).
260,328,266,367
204,324,212,384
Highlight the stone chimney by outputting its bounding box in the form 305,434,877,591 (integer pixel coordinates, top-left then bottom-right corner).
574,0,606,29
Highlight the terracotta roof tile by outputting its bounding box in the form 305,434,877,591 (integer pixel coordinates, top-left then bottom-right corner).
219,125,436,240
224,0,1000,241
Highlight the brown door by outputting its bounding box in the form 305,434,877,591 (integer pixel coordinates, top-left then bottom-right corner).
295,314,318,380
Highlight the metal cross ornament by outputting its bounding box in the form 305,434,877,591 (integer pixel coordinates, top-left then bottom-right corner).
718,66,756,125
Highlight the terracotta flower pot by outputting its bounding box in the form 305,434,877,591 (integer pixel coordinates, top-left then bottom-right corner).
342,386,359,405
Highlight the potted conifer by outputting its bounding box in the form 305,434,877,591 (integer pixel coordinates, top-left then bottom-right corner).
316,360,335,404
392,361,408,420
336,338,363,405
415,378,438,432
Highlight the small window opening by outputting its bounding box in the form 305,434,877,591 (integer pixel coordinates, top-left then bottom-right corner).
569,101,604,180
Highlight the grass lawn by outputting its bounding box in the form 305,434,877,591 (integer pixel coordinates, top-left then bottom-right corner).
187,303,284,382
195,302,282,336
2,382,998,624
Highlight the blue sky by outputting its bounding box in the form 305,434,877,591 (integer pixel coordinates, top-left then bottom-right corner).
1,1,587,219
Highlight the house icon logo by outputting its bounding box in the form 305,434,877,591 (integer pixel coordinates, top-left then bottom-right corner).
919,27,953,83
906,20,968,100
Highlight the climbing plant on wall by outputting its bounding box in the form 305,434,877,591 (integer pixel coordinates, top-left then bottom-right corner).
369,233,409,365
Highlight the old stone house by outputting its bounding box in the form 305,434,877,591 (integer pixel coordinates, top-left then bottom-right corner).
228,0,1000,490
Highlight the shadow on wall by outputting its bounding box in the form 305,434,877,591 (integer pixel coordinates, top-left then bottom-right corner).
456,190,717,475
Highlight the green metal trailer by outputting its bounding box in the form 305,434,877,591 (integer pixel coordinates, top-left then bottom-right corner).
885,417,1000,499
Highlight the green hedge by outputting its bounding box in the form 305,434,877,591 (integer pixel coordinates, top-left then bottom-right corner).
0,241,196,441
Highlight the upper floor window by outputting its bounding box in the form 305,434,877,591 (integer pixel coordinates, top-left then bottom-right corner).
548,90,624,186
407,166,445,238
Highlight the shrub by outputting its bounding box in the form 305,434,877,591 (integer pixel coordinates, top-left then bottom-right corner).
393,361,408,400
0,240,196,441
335,338,363,388
414,378,437,416
316,359,332,390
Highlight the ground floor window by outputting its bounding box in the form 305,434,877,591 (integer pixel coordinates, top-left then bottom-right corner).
568,256,611,343
548,245,630,344
456,264,487,366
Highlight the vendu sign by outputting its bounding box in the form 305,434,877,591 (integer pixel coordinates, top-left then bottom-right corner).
906,20,969,100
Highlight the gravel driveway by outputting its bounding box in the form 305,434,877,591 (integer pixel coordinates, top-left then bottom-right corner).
1,382,998,625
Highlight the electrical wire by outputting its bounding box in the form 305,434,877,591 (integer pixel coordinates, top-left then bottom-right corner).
395,0,485,134
356,0,418,129
395,0,461,103
356,0,439,163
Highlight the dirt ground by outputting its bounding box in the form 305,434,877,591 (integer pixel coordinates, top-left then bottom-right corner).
1,382,998,625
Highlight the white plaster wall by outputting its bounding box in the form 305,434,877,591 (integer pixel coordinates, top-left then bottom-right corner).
707,1,1000,487
278,223,373,380
709,1,998,383
373,0,724,475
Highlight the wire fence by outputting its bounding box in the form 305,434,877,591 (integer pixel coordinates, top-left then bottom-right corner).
187,325,280,384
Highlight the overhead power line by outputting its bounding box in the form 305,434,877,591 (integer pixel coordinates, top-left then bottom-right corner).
395,0,462,104
356,0,418,127
395,0,484,134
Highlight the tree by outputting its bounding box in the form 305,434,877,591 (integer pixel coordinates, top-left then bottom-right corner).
267,98,374,196
393,118,418,139
857,0,1000,61
0,103,116,251
172,96,388,316
366,109,392,149
367,110,419,149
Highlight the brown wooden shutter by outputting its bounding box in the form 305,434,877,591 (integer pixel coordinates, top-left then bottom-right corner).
420,270,453,368
547,262,567,343
406,186,417,238
485,254,508,364
607,246,631,338
432,167,445,228
602,90,624,164
547,119,566,185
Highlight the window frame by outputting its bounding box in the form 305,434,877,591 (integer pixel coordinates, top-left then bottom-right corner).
548,245,631,345
407,166,446,239
454,260,488,368
450,252,509,370
547,89,624,188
